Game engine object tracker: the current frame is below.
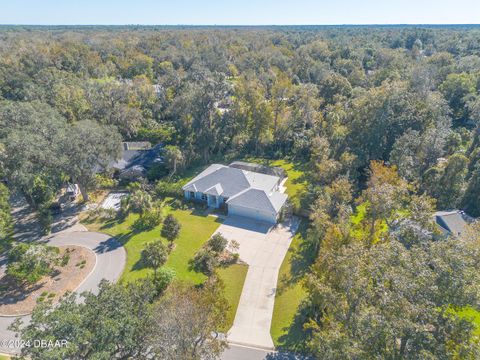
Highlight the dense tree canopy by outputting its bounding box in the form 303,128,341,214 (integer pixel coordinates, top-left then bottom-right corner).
0,27,479,212
304,163,480,359
13,279,227,360
2,25,480,359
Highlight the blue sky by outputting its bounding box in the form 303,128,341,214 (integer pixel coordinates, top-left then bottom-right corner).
0,0,479,25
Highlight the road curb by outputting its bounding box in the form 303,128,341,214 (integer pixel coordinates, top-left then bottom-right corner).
227,340,275,351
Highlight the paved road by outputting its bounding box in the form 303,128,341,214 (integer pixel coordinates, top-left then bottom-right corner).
221,344,310,360
214,216,300,349
0,231,126,354
221,344,276,360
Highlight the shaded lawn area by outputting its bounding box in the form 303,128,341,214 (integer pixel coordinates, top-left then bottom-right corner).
171,162,212,188
83,205,221,284
82,203,248,327
350,202,388,241
217,263,248,332
271,221,313,349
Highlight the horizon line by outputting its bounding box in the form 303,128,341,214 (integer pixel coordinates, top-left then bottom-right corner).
0,23,480,27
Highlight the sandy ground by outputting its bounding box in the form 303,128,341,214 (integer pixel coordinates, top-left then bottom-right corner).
0,245,96,316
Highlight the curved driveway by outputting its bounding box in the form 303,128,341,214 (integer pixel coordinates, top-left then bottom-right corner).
0,231,126,354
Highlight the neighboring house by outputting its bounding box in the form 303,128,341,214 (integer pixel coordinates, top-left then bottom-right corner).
434,210,474,237
66,183,80,201
110,142,164,180
182,163,288,223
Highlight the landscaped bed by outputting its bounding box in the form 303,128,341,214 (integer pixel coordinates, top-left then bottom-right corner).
81,202,248,327
0,245,95,316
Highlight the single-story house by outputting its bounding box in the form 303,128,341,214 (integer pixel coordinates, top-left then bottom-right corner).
434,210,473,237
110,142,164,180
182,163,288,223
229,161,287,179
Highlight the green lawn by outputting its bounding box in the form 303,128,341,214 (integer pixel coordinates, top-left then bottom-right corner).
240,158,308,212
217,263,248,331
454,306,480,337
0,355,10,360
268,159,307,199
82,202,248,328
271,221,313,349
83,205,221,284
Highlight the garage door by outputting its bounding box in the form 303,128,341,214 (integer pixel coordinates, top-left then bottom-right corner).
229,204,276,223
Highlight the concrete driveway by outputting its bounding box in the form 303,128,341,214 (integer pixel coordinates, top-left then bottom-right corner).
0,231,126,354
214,216,300,349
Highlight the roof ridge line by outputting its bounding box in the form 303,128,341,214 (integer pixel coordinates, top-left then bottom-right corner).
227,187,282,213
225,186,252,203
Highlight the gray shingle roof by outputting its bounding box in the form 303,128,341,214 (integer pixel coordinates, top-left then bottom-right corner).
182,164,287,214
205,183,223,196
110,144,164,171
183,165,251,197
229,161,287,179
434,210,472,236
226,188,287,213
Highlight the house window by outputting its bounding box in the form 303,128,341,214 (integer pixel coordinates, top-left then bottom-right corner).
189,191,195,198
201,193,207,201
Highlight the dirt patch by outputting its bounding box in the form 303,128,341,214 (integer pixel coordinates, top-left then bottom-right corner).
0,245,96,316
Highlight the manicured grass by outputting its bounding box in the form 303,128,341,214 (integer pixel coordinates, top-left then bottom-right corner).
83,205,222,284
0,355,10,360
240,157,308,210
217,263,249,332
268,159,307,199
82,202,249,325
271,221,313,349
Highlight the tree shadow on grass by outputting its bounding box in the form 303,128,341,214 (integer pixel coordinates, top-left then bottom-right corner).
99,219,121,230
190,208,209,217
132,256,148,271
277,222,315,292
289,162,309,183
275,304,312,357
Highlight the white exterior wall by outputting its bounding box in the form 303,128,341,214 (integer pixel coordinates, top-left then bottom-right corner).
228,204,277,223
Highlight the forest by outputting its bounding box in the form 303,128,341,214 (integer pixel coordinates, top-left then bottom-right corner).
1,25,480,359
